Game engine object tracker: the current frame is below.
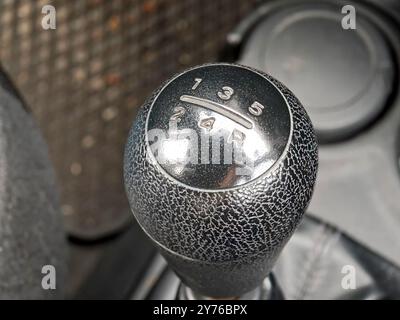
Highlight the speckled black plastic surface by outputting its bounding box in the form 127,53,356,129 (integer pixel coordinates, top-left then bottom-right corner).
0,68,67,299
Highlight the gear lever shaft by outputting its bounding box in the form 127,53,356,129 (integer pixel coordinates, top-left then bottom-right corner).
124,63,318,298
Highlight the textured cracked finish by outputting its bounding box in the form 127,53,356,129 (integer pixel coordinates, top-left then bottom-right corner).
124,63,318,297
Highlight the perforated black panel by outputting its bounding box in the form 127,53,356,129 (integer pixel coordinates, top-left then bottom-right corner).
0,0,257,239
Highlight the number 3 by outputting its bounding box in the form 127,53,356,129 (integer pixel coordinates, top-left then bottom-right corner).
217,86,234,100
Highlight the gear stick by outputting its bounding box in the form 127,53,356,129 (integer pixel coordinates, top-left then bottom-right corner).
124,63,318,299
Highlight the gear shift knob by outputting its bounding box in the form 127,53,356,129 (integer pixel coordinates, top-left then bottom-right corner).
124,63,318,298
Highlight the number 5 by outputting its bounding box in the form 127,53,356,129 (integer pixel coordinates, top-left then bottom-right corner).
248,101,264,116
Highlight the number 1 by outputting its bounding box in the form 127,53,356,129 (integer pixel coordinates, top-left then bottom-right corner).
192,78,202,90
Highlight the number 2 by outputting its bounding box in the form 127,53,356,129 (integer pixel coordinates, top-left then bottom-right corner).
170,106,185,123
